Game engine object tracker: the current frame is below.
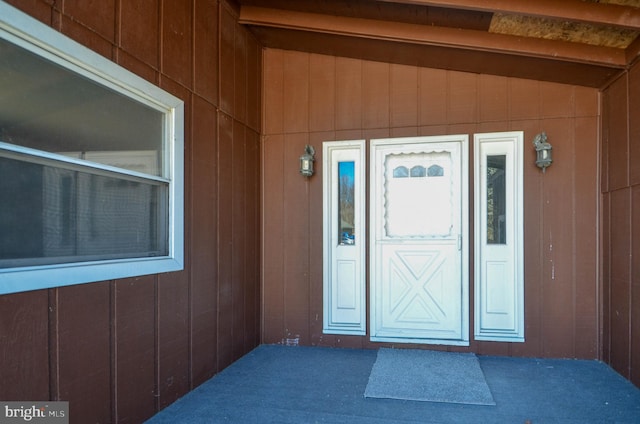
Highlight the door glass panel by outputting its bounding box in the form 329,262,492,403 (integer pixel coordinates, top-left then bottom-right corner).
487,155,506,244
410,165,426,177
338,161,355,245
383,151,453,238
393,166,408,178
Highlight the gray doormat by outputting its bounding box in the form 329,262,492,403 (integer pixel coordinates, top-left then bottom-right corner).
364,348,496,406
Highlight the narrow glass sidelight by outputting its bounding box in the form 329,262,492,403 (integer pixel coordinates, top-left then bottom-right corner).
323,141,366,335
338,161,356,245
474,132,524,343
486,155,506,245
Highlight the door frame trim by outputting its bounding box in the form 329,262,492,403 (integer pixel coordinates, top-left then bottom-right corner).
369,135,469,346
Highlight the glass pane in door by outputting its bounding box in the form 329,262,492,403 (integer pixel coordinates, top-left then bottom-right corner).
487,155,506,244
338,161,355,245
383,151,453,238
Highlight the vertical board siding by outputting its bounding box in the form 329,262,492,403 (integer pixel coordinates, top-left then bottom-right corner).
419,68,448,125
390,64,418,128
263,49,285,135
190,96,219,387
217,111,235,371
608,189,632,376
282,132,312,345
234,28,249,125
308,132,331,346
64,19,114,61
245,129,261,351
247,41,261,132
310,55,336,132
601,192,612,365
162,0,193,88
0,1,262,422
630,66,640,186
509,79,541,120
511,119,544,358
335,58,363,130
194,0,219,103
478,74,509,122
283,52,310,134
540,118,576,358
232,121,247,360
362,61,390,130
540,82,575,118
606,77,630,191
262,49,601,361
114,276,157,423
56,283,112,423
632,187,640,385
585,62,640,386
574,117,600,359
219,4,236,117
261,134,286,344
0,291,50,400
119,0,160,69
447,71,478,124
602,65,640,386
157,271,191,410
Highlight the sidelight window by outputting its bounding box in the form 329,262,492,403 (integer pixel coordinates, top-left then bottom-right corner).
486,155,507,244
323,140,366,335
338,161,356,245
474,132,523,342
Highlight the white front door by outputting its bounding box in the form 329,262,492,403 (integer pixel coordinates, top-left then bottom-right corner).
370,136,469,345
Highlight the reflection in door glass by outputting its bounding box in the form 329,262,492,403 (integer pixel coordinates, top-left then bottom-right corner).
338,161,355,245
487,155,506,244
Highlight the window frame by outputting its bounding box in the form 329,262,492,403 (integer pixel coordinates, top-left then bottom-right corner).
0,2,184,294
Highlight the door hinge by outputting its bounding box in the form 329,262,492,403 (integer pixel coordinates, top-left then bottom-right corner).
457,234,462,251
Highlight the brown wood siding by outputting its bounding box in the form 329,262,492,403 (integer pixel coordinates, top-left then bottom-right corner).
0,1,262,422
602,64,640,387
261,48,601,359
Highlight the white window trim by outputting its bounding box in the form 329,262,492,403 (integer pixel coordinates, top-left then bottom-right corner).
0,2,184,294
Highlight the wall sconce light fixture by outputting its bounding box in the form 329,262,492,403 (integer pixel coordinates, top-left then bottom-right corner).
533,132,552,173
300,145,315,177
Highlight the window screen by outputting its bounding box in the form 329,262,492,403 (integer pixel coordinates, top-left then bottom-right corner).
0,152,168,268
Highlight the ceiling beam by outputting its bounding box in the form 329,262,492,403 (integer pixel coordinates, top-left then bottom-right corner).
239,6,627,67
374,0,640,30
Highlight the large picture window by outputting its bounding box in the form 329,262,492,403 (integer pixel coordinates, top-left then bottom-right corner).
0,2,184,294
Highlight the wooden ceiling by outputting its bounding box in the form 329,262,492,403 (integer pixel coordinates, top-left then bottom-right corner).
237,0,640,88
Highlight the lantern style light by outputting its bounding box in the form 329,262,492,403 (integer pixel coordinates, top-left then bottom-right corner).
300,145,315,177
533,132,552,173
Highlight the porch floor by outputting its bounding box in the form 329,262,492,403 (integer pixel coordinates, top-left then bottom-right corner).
146,344,640,423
